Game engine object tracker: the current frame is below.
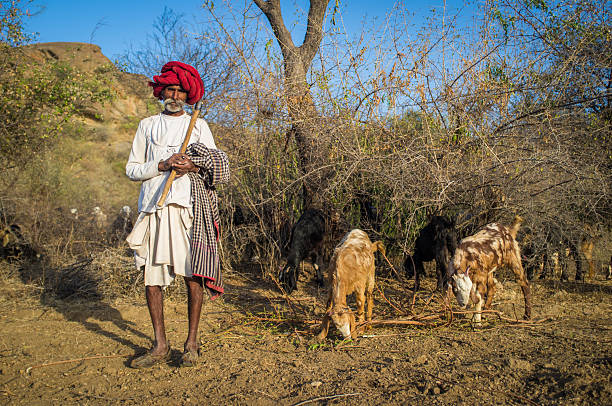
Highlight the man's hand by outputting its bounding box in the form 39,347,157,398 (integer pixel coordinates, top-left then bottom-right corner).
158,153,199,177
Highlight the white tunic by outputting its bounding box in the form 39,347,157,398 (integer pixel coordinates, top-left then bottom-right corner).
125,112,216,286
125,112,216,213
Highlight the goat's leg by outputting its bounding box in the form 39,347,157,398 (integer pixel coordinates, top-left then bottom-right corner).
278,265,287,287
471,284,484,326
511,262,532,319
365,288,374,323
310,251,324,287
316,314,331,342
539,253,549,279
435,247,451,291
315,295,333,341
414,260,424,292
348,312,358,339
288,259,301,293
568,242,581,281
586,258,595,280
435,262,444,291
363,287,374,333
552,252,561,279
484,274,497,310
355,289,366,323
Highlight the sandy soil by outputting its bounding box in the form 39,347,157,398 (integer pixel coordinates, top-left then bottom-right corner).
1,265,611,406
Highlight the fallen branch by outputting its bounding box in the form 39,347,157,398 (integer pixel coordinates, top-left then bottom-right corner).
376,284,408,315
26,354,129,374
291,392,362,406
450,309,550,325
361,319,429,327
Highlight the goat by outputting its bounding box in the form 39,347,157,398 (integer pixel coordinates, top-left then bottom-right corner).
92,206,108,229
449,215,532,324
316,229,385,341
278,208,326,294
404,216,457,292
579,236,595,280
0,224,36,261
108,206,134,245
534,223,596,282
537,223,582,281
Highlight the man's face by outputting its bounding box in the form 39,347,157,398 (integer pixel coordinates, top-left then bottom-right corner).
162,85,188,113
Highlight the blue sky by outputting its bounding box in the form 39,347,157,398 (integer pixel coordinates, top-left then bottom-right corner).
25,1,470,61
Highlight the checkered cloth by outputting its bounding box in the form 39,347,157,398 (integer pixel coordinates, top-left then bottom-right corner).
186,143,230,299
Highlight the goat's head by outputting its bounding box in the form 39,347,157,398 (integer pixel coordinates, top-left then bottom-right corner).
329,306,355,339
404,255,416,278
278,263,297,294
451,272,472,308
449,257,472,308
121,205,132,218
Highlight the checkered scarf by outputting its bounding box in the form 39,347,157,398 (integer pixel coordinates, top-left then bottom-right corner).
186,143,230,299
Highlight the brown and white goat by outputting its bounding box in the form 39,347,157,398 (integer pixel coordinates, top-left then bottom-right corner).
316,229,384,341
449,216,532,324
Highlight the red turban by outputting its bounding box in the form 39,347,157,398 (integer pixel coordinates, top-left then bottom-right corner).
149,61,204,105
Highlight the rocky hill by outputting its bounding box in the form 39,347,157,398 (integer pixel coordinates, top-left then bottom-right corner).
24,42,158,124
20,42,162,211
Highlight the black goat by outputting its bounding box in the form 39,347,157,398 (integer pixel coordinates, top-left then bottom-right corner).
0,224,37,261
278,208,326,294
404,216,457,292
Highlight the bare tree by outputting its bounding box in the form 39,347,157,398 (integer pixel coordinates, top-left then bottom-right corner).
252,0,331,207
118,7,236,116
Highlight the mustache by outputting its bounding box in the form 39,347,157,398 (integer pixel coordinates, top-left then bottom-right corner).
163,98,186,111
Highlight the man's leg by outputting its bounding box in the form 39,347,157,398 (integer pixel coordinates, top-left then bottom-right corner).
146,285,169,355
184,276,203,353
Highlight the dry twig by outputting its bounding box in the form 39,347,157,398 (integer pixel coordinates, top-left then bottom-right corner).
25,353,129,374
291,392,363,406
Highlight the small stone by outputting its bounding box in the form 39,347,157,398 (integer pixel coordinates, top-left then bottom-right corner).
310,381,322,388
415,354,428,365
544,363,554,369
506,358,533,371
432,386,441,395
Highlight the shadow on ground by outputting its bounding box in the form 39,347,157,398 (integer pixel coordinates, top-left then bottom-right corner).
16,256,149,353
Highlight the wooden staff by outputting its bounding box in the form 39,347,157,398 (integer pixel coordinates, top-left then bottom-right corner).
157,100,203,207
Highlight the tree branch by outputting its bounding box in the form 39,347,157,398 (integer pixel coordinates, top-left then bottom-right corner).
253,0,296,59
299,0,330,71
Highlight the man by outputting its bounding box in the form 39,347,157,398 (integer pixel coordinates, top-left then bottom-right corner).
125,61,229,368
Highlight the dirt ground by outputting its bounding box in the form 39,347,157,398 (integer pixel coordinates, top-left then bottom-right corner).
1,264,611,406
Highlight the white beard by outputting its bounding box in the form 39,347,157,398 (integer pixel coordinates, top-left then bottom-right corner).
164,98,185,113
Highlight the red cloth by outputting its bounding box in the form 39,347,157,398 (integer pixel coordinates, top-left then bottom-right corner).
149,61,204,105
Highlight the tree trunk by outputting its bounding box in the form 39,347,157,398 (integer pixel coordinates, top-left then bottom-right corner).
253,0,330,207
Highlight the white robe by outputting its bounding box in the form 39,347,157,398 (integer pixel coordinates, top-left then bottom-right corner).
125,112,216,286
